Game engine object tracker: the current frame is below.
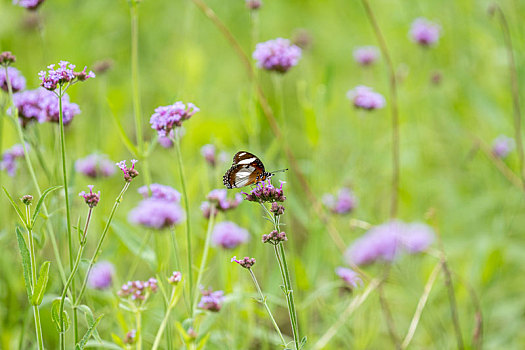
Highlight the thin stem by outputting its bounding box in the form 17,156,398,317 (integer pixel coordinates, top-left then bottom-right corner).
136,310,143,350
192,205,216,313
248,268,286,347
130,0,143,154
174,135,194,315
477,137,522,189
152,287,181,350
441,252,464,349
378,264,401,349
360,0,400,218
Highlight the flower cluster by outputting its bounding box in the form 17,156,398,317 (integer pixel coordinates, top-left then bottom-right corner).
262,230,287,245
0,67,26,92
116,159,139,182
492,135,514,159
253,38,302,73
0,52,16,66
38,61,95,91
75,154,116,178
12,88,80,127
123,330,137,345
201,189,242,218
198,288,225,312
345,220,435,266
168,271,182,285
231,256,256,269
322,187,357,214
242,180,286,203
335,267,362,289
347,86,385,111
410,18,441,47
353,46,379,66
13,0,45,10
21,194,33,205
87,261,115,290
1,143,26,177
79,185,100,208
118,278,158,301
270,202,285,216
150,101,199,138
211,222,250,249
246,0,261,10
200,144,228,167
138,183,181,202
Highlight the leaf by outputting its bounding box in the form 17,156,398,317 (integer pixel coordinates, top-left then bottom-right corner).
299,336,308,349
85,339,124,349
31,261,50,305
111,333,126,348
78,304,102,343
107,99,139,157
174,321,191,343
16,228,32,300
4,187,27,226
51,299,70,333
196,333,210,350
76,314,103,349
31,186,62,228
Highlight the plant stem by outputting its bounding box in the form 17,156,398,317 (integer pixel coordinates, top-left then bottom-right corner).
378,264,401,349
192,205,216,313
136,310,142,350
130,0,143,154
441,253,464,349
152,286,182,350
248,268,286,347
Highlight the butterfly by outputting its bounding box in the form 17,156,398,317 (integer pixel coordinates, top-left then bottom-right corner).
223,151,286,189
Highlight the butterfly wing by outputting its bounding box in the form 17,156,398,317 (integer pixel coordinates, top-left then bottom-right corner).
223,151,266,189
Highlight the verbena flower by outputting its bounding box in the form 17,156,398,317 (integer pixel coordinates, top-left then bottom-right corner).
253,38,302,73
335,267,362,289
246,0,261,10
345,220,435,266
353,46,379,66
123,330,137,345
128,198,183,230
92,59,113,75
38,60,95,91
158,135,173,148
79,185,100,208
21,195,33,205
138,183,181,203
118,278,158,301
12,88,80,127
198,288,224,312
0,67,26,92
116,159,139,182
492,135,515,159
270,202,285,216
87,261,115,290
1,143,26,176
410,18,441,47
231,256,256,269
347,86,385,111
211,222,250,249
12,0,45,10
150,101,199,138
168,271,182,285
322,187,357,214
0,52,16,66
201,144,216,166
201,189,242,218
75,154,116,178
242,180,286,203
262,230,287,245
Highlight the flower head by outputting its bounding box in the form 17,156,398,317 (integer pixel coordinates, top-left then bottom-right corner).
118,278,158,301
128,199,183,229
123,330,137,345
347,86,385,111
150,102,199,138
492,135,515,159
211,222,250,249
75,154,116,178
336,267,362,289
231,256,256,269
168,271,182,285
79,185,100,208
270,202,285,216
92,59,114,75
198,288,224,312
21,194,33,205
87,261,115,290
262,230,288,245
410,18,441,47
38,60,94,91
353,46,379,66
201,144,216,166
253,38,302,73
246,0,261,10
13,0,45,10
138,183,181,203
242,180,286,203
0,52,16,66
116,159,139,182
323,187,357,214
0,67,26,92
1,143,26,176
201,189,242,218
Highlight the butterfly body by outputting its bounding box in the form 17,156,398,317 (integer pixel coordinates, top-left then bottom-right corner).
223,151,273,189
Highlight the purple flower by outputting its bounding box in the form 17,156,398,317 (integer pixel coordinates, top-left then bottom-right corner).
116,159,139,182
353,46,379,66
492,135,515,159
79,185,100,208
123,330,137,345
246,0,261,10
399,223,435,253
12,88,80,127
0,52,16,65
168,271,182,285
158,135,173,148
270,202,285,216
87,261,115,290
75,154,116,178
201,144,216,166
0,67,26,92
198,289,224,312
201,189,242,218
347,86,385,111
323,187,357,214
138,183,181,203
242,180,286,203
12,0,45,10
1,143,26,176
410,18,441,47
262,230,287,245
335,267,362,289
118,278,158,301
128,198,183,230
231,256,256,269
38,61,94,91
150,102,199,138
211,222,250,249
253,38,302,73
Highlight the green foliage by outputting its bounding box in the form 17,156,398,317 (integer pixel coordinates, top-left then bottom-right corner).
15,227,32,301
30,261,50,306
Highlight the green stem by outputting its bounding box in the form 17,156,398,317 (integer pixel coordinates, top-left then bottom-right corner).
152,288,179,350
192,205,216,313
136,310,143,350
130,0,143,154
248,268,286,347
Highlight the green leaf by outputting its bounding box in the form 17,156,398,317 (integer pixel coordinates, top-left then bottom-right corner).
16,228,32,301
31,261,50,305
51,299,70,333
299,336,308,349
196,333,210,350
78,304,102,343
31,185,62,228
4,187,27,226
110,333,126,348
107,99,139,157
76,314,103,349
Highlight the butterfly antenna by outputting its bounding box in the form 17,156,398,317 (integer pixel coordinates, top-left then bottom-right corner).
270,168,289,175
